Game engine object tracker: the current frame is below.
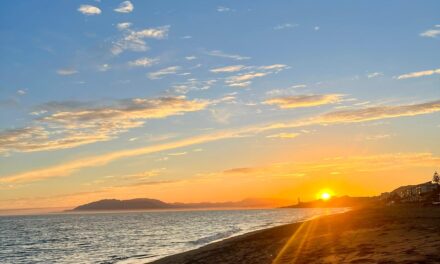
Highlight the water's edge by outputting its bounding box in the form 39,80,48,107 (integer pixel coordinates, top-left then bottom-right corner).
147,208,350,264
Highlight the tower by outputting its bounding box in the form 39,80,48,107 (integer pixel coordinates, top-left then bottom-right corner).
433,171,440,184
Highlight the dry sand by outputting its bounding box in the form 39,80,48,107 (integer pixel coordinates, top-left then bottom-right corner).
152,206,440,264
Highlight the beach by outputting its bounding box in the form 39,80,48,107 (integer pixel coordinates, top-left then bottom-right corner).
153,206,440,264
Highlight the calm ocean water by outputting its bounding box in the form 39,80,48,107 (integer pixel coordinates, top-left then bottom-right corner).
0,208,346,263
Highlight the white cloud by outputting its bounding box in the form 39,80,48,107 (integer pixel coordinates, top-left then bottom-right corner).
206,50,250,61
0,97,209,155
266,132,299,139
116,22,132,30
128,57,158,67
148,66,180,79
420,25,440,38
2,99,440,184
228,72,267,82
228,81,251,88
168,152,187,156
56,68,78,76
98,64,110,72
264,94,342,109
266,84,306,96
78,5,101,15
396,68,440,80
314,26,320,31
217,6,231,12
17,90,26,95
114,1,134,13
210,65,245,73
258,64,289,72
274,23,298,30
222,64,288,87
210,108,233,124
185,56,197,60
226,72,267,87
169,79,217,94
367,72,383,78
111,26,170,55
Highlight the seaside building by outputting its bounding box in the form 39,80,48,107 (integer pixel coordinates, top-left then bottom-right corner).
380,171,440,204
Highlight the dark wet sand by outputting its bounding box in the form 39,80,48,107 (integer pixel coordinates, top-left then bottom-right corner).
152,206,440,264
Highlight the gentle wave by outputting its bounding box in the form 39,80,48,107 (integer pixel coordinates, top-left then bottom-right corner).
188,226,242,245
0,208,347,264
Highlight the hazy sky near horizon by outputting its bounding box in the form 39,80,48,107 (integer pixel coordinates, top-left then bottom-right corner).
1,1,439,209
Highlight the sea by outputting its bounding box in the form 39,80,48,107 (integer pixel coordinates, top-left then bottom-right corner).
0,208,347,264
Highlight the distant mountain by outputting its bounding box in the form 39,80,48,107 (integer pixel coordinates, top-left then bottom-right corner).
71,197,292,211
282,196,377,208
72,198,175,211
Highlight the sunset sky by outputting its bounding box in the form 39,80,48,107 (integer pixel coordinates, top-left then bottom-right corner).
1,1,439,209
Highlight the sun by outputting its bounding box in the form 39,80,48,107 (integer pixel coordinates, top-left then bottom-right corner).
317,189,334,201
320,192,331,200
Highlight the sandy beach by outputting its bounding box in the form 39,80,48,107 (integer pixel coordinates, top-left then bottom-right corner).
153,206,440,264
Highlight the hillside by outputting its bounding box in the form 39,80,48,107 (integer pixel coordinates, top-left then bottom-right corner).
71,197,292,211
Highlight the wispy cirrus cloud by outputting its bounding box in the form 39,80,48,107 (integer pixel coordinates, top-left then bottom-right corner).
274,23,298,30
56,68,78,75
111,26,170,55
168,151,187,156
78,5,101,15
169,79,217,94
396,68,440,80
222,152,440,177
226,72,267,87
266,132,299,139
420,25,440,38
266,86,302,97
116,22,132,31
217,6,232,12
316,100,440,124
17,90,26,95
128,57,158,67
257,64,289,71
224,64,289,87
2,99,439,185
148,66,180,79
264,94,342,109
367,72,383,78
206,50,250,61
98,64,110,72
364,134,392,141
0,97,209,155
210,65,246,73
0,130,243,184
114,1,134,13
0,126,105,155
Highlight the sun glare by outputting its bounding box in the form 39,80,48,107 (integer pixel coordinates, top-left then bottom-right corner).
321,192,331,200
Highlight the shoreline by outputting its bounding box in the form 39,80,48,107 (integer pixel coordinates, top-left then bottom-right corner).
152,206,440,264
150,209,349,264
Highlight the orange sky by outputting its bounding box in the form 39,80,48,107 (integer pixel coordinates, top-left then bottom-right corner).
1,1,440,210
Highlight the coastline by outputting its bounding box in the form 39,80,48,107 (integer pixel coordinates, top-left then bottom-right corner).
152,206,440,264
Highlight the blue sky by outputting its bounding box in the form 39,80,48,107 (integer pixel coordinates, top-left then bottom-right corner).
0,1,439,209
